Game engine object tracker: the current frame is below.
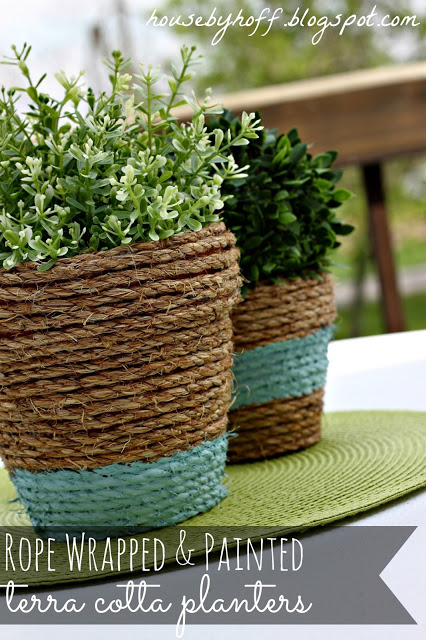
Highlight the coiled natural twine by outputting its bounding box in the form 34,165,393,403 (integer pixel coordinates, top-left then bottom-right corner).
0,222,242,472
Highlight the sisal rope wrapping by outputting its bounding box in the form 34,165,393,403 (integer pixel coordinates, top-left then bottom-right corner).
228,389,324,463
232,275,336,350
0,223,242,473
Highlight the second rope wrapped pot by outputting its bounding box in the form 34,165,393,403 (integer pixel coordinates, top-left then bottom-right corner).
229,274,336,463
0,223,241,535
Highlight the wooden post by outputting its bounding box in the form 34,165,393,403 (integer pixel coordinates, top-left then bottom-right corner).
362,163,405,333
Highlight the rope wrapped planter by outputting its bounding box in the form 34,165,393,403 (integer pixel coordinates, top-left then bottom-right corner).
0,222,242,536
229,274,337,463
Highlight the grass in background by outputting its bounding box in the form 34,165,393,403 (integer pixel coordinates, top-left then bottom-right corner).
335,292,426,340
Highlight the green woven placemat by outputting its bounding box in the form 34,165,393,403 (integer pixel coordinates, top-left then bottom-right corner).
1,410,426,587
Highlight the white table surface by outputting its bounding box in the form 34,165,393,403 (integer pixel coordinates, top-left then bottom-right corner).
2,329,426,640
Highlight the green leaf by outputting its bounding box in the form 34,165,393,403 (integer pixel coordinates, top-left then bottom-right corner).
274,190,290,201
290,143,307,165
37,259,57,271
278,211,297,225
332,222,355,235
332,188,352,203
249,264,259,282
66,197,88,213
245,236,263,250
27,86,38,102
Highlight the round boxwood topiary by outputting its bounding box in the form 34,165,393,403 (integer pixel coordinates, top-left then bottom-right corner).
208,109,354,291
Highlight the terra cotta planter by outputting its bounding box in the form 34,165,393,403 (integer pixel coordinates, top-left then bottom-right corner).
228,274,336,463
0,222,241,536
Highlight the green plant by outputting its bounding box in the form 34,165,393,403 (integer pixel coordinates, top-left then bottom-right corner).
207,110,354,288
0,44,262,270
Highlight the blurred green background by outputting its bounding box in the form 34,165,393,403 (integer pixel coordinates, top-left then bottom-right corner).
157,0,426,339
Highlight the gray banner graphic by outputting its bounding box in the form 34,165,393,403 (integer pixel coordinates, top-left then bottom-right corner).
0,526,416,630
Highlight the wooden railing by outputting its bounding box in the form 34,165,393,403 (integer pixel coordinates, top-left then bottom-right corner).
177,61,426,333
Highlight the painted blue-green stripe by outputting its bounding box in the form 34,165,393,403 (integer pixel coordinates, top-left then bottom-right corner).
232,326,334,409
11,435,228,536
